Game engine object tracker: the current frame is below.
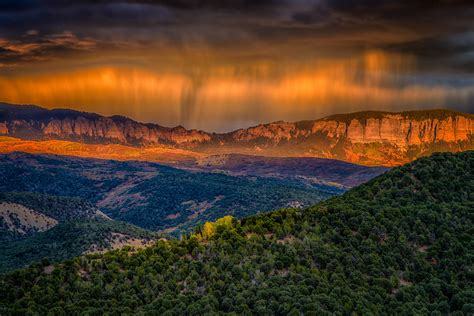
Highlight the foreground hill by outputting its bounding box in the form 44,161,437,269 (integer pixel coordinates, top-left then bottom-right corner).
1,102,473,166
1,151,472,314
0,153,342,233
0,218,156,273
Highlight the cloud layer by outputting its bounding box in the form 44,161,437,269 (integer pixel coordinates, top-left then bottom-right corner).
0,0,473,130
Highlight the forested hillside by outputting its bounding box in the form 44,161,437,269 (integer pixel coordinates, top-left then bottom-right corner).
0,191,158,272
1,151,472,314
0,192,99,224
0,191,102,240
0,153,342,233
0,218,156,273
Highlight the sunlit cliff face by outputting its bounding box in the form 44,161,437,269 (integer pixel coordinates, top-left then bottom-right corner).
1,50,472,131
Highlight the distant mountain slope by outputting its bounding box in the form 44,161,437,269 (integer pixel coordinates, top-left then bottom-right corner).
0,153,343,234
193,154,388,187
206,109,474,165
1,151,472,314
0,137,385,188
1,102,473,165
0,102,210,145
0,136,202,166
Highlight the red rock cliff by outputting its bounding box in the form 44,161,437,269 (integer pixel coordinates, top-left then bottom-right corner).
1,103,473,166
215,110,474,165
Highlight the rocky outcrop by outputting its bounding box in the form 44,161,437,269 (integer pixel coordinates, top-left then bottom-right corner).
223,111,473,147
0,103,210,145
215,110,474,165
311,114,473,146
40,118,211,145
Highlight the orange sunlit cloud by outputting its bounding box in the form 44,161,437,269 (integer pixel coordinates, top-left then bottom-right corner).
0,51,472,131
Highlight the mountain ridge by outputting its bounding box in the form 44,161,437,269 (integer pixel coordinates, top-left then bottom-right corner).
2,102,473,138
1,102,473,165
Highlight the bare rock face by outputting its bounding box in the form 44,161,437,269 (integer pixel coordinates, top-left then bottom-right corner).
0,103,210,146
225,112,473,147
230,121,310,142
41,118,211,145
217,110,474,165
43,117,127,142
308,114,473,146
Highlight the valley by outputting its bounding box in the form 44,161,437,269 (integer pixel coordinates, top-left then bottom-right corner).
0,152,347,237
0,146,387,272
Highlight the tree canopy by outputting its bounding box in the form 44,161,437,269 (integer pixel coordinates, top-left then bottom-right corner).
0,151,473,315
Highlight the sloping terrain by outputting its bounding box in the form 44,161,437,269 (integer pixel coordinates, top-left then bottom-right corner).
0,102,210,146
0,218,156,273
0,136,386,188
0,153,343,233
0,190,158,272
0,136,202,166
201,109,474,166
0,151,472,314
0,202,58,235
194,154,388,187
0,191,101,241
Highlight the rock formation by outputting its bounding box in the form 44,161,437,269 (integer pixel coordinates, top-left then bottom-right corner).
1,103,473,166
215,110,474,165
0,103,210,146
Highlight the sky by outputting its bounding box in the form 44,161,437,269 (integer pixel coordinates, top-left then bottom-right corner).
0,0,473,132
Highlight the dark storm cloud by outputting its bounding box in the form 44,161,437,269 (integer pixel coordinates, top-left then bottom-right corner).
0,0,473,129
0,0,473,72
0,0,38,11
288,0,474,69
0,31,98,67
135,0,281,11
